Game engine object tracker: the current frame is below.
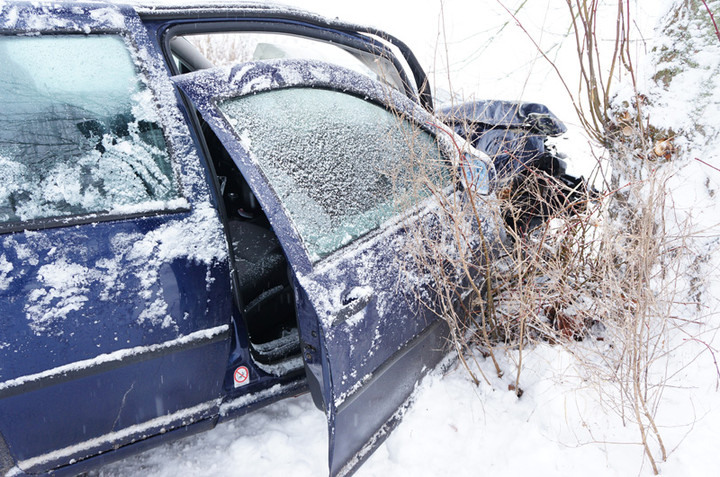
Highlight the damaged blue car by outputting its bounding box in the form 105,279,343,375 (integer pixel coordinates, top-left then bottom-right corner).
0,2,582,476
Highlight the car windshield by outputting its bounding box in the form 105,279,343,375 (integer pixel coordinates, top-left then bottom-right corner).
218,87,449,262
0,34,180,225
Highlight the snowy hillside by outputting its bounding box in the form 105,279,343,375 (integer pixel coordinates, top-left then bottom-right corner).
96,1,720,476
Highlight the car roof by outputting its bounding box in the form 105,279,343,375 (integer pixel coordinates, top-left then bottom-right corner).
0,0,379,34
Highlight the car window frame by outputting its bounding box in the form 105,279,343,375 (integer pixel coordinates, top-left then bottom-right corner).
162,21,418,103
0,30,190,236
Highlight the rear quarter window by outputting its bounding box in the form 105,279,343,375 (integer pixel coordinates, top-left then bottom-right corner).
0,34,181,226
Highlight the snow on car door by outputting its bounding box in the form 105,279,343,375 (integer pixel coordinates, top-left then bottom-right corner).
175,59,454,476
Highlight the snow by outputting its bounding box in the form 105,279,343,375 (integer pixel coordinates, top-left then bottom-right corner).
0,253,14,291
253,355,304,377
88,6,126,27
8,0,719,476
24,259,91,334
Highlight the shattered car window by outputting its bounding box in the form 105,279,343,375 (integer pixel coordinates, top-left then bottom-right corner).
219,88,448,262
0,34,180,225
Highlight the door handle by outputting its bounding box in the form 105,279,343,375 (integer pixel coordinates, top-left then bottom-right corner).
333,286,374,326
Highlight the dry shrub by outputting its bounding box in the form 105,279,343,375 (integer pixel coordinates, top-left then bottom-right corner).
186,34,256,66
400,1,707,474
402,118,677,473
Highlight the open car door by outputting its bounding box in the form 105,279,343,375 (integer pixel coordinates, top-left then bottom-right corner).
174,60,488,476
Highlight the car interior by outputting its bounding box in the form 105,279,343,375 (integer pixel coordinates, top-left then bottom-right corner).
169,35,304,369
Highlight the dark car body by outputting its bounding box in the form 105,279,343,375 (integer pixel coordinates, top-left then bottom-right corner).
0,2,573,476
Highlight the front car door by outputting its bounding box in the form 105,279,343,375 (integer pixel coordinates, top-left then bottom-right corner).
174,59,497,476
0,3,232,474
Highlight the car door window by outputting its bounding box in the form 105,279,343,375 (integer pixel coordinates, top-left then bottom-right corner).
217,87,449,262
0,34,180,225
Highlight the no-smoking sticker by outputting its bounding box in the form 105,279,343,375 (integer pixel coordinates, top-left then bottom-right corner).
233,366,250,388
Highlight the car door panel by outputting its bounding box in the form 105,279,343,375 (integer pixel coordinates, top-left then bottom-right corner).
303,231,450,476
328,319,449,476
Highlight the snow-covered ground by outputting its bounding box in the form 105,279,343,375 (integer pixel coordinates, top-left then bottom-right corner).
96,1,720,476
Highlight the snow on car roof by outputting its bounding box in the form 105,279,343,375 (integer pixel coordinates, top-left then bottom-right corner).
0,0,379,34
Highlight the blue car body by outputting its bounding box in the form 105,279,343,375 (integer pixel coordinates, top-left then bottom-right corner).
0,2,572,476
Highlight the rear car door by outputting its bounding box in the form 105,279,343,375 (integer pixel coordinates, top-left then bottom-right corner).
0,4,232,474
174,59,490,476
